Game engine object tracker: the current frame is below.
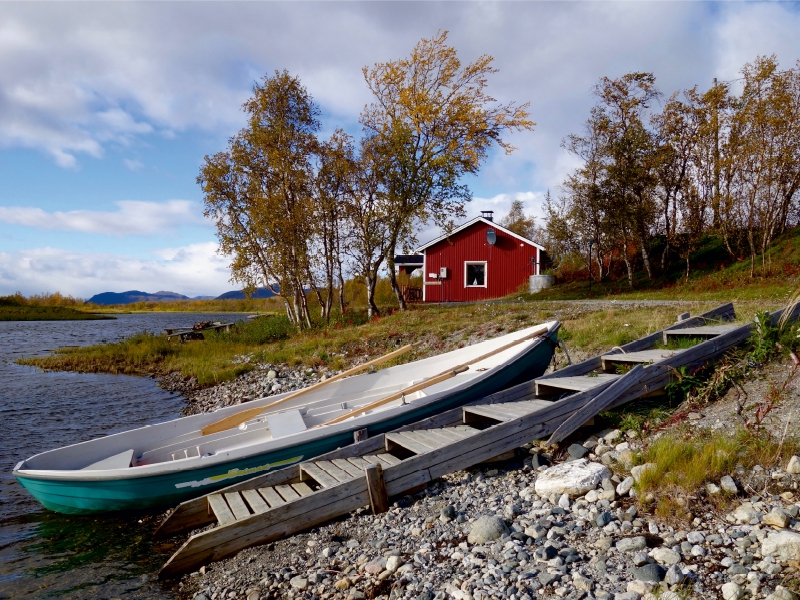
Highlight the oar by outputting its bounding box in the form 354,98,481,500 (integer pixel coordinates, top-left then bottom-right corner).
320,325,550,427
201,343,418,436
321,365,470,426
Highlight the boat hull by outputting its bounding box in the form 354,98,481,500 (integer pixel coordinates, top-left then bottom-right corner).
15,331,557,514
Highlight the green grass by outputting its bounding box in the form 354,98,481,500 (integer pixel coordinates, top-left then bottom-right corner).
20,301,718,385
0,305,115,321
634,429,800,520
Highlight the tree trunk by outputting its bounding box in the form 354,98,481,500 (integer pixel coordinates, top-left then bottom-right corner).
623,253,634,288
386,254,407,311
365,274,380,319
685,256,690,283
283,298,297,326
640,244,653,280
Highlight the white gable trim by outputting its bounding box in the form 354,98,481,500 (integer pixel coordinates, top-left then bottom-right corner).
415,217,545,253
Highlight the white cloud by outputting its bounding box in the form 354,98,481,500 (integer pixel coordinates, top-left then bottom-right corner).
0,2,798,218
0,199,207,235
123,158,144,171
0,242,233,298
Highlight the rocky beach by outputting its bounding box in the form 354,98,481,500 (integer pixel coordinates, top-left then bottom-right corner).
175,424,800,600
164,350,800,600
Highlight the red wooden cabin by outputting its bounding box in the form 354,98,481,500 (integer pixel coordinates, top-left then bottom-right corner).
395,211,544,303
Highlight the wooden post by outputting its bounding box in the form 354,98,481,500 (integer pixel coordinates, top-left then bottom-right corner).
354,428,368,443
365,463,389,515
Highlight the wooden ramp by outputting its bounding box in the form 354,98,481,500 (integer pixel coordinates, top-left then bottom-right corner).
158,301,800,578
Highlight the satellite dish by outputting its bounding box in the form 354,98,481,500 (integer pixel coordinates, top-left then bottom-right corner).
486,228,497,245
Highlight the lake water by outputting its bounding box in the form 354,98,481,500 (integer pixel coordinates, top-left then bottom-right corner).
0,313,249,599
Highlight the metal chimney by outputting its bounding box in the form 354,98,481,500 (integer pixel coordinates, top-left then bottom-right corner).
481,210,494,222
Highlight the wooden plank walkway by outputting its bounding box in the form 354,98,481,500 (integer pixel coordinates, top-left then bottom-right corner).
157,301,796,579
662,324,739,345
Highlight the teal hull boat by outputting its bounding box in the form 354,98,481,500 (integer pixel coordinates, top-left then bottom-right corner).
14,322,559,514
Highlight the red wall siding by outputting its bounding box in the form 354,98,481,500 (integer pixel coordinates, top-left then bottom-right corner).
423,222,538,302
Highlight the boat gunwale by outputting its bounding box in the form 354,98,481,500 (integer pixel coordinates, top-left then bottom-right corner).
13,322,560,483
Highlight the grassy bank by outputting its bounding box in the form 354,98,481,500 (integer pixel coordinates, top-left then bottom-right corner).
19,299,771,386
527,226,800,303
0,305,115,321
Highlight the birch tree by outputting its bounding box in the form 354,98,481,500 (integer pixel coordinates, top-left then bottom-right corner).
361,31,535,309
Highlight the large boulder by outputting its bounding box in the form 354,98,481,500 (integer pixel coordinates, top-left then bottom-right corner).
762,530,800,561
467,515,509,544
534,459,610,498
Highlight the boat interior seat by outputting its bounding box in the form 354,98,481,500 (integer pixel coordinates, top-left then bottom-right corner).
82,449,134,471
267,410,307,439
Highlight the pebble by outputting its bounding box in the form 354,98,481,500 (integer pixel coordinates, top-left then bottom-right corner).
617,537,647,553
631,563,665,582
764,507,792,529
721,475,739,494
467,515,508,544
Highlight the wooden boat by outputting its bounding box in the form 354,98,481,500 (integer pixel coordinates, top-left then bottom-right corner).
158,301,791,577
12,321,560,514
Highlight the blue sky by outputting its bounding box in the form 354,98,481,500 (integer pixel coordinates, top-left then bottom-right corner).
2,1,800,298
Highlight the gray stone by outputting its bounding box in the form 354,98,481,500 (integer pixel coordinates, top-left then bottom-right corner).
568,444,589,459
596,512,613,527
193,595,210,600
386,555,403,573
538,572,560,586
733,503,762,524
630,563,665,582
468,515,510,544
246,590,261,600
764,507,792,529
534,459,611,498
616,476,634,496
440,505,457,521
651,547,681,565
663,565,685,585
267,369,278,380
595,536,613,551
686,531,704,544
613,593,641,600
616,536,647,553
720,475,738,494
290,576,309,590
632,552,649,566
524,525,547,539
558,493,571,509
787,456,800,475
721,582,744,600
727,564,748,575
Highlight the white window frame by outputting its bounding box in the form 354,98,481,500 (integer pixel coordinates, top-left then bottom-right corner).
464,261,487,288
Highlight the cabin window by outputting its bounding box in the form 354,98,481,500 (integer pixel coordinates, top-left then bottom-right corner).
465,262,487,287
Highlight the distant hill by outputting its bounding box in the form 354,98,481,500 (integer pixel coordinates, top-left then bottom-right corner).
88,290,209,305
215,287,277,300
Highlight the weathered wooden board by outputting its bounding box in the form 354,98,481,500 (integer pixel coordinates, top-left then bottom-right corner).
546,365,645,445
535,374,619,396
